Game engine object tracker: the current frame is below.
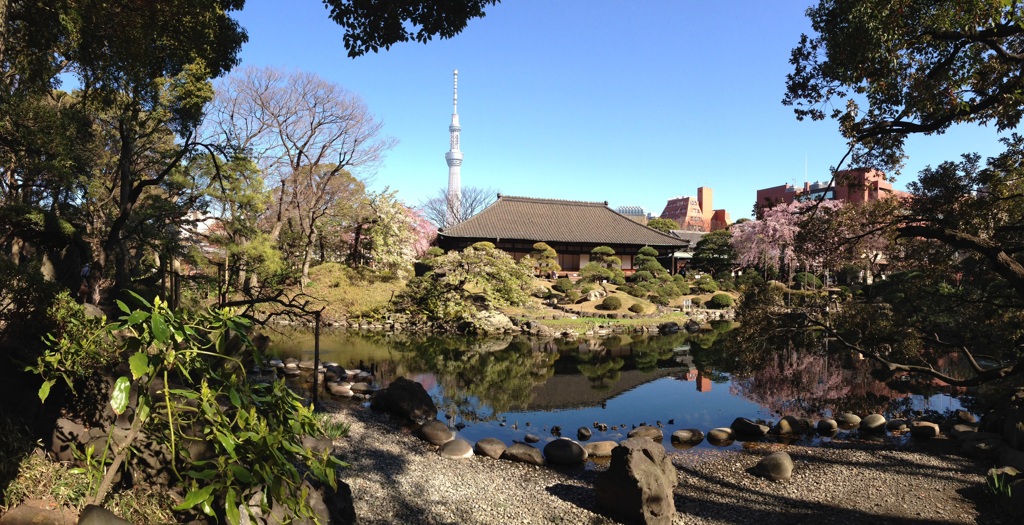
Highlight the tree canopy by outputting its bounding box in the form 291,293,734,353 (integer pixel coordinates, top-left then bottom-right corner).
785,0,1024,172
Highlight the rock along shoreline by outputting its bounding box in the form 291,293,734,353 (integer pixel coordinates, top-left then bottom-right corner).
327,402,1006,525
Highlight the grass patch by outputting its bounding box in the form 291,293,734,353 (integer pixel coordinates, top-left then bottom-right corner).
537,311,691,333
315,412,351,440
302,263,407,322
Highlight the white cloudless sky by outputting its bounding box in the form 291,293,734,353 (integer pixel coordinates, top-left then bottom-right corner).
233,0,1011,219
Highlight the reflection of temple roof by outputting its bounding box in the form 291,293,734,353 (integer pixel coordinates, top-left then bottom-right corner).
526,367,684,411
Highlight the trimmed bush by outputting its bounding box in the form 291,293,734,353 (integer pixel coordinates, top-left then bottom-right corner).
695,275,719,293
707,293,734,309
600,295,623,310
552,277,574,294
628,303,646,314
793,272,823,290
688,297,702,308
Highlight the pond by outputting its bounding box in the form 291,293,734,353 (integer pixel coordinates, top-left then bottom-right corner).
270,325,971,452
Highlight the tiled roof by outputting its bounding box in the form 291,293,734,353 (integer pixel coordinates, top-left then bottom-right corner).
438,195,686,246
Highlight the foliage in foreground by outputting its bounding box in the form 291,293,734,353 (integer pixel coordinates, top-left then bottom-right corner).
31,295,342,523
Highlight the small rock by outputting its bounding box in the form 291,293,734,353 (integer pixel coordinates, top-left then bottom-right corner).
962,437,1005,460
78,504,132,524
577,427,593,441
670,429,704,449
584,441,618,458
816,419,838,434
951,424,978,439
627,425,663,441
439,438,474,459
500,443,545,466
886,419,908,432
417,420,454,446
771,415,811,435
474,437,507,459
754,451,794,482
835,412,861,429
731,418,769,440
707,427,734,446
524,433,541,443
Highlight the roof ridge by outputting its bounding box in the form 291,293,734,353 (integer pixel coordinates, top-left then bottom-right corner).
498,195,608,207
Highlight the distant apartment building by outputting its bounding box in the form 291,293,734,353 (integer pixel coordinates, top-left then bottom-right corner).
616,205,650,225
754,168,909,217
659,186,731,232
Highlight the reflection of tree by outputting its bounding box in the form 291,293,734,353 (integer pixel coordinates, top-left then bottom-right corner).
389,335,558,421
577,355,625,391
729,349,851,417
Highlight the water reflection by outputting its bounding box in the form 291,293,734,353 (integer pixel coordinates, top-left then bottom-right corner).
269,325,968,450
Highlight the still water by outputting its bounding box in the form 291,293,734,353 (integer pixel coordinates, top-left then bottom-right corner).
270,326,968,451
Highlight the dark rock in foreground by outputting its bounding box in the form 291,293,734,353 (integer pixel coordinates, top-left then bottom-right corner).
370,377,437,424
595,437,677,525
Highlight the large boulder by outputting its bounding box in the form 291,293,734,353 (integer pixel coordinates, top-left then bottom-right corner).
859,414,887,433
816,419,838,435
909,421,940,439
544,438,588,465
468,310,514,333
754,451,794,482
77,505,132,525
595,438,677,525
500,443,545,466
370,377,437,424
731,418,769,440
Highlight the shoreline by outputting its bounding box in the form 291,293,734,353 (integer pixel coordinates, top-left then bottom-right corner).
328,404,1006,525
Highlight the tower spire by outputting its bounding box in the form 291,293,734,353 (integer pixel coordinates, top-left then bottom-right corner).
445,69,463,226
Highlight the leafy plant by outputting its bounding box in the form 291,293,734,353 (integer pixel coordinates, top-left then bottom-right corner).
600,296,622,310
707,293,734,309
32,293,343,523
628,303,646,314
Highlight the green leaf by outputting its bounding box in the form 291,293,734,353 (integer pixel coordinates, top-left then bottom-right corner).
128,351,149,380
109,376,130,415
116,300,131,314
173,484,215,511
38,379,55,403
225,488,240,525
215,430,237,458
228,389,241,408
126,310,149,325
151,312,169,343
228,464,253,484
185,469,217,480
137,398,151,422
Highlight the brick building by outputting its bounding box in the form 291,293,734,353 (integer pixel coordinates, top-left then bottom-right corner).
754,168,909,217
659,186,731,232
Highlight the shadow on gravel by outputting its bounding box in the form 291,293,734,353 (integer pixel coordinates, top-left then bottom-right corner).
674,444,1006,525
544,483,617,525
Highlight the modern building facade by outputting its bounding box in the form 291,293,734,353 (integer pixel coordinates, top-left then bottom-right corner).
659,186,731,232
754,168,909,217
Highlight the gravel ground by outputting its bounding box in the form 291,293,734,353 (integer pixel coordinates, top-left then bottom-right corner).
328,406,1009,525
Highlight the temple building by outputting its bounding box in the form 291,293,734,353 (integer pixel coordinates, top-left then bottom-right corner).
436,195,687,273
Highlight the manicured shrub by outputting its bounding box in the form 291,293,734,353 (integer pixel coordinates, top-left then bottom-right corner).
718,280,736,292
688,297,702,308
695,275,719,293
737,271,765,289
649,294,670,306
631,270,655,283
707,293,734,309
628,303,646,314
552,277,574,294
793,272,823,290
600,296,623,310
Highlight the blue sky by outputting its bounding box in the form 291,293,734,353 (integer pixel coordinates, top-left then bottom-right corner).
234,0,1009,219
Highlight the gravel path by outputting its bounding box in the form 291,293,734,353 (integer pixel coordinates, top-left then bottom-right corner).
328,406,1008,525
